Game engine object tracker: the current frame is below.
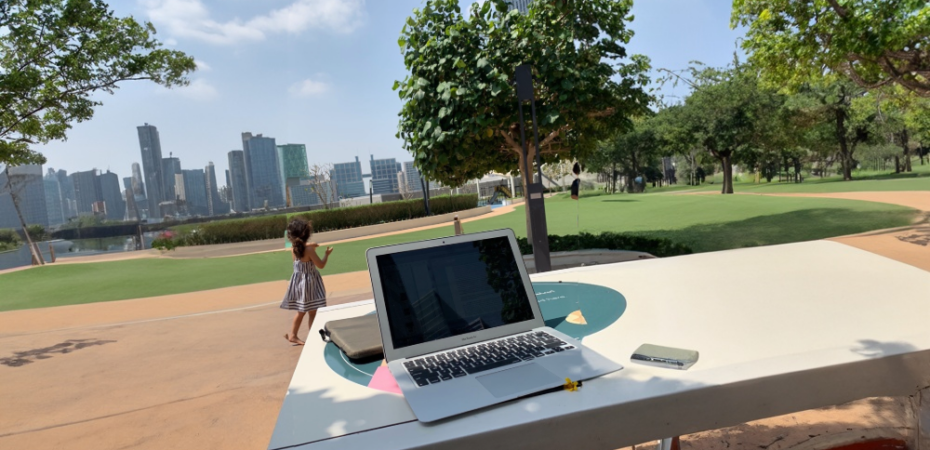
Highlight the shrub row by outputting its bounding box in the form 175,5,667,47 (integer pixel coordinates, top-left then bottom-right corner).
517,232,692,258
163,195,478,248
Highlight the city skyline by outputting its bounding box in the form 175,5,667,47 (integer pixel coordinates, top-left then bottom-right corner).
31,0,745,184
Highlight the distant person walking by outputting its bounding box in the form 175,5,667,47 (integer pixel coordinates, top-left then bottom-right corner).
281,218,333,345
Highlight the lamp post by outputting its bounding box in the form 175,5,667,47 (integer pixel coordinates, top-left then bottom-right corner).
514,64,551,273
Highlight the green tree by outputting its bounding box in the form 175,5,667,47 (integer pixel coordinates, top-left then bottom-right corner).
732,0,930,97
671,63,783,194
587,118,660,194
0,0,196,166
394,0,650,231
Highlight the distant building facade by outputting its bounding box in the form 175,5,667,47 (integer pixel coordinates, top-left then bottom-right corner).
204,162,228,215
177,169,208,216
278,144,309,206
332,156,365,198
369,156,400,195
162,156,181,201
71,169,100,216
137,123,164,216
97,171,125,221
402,161,422,192
44,170,65,227
0,165,48,228
227,150,250,212
242,132,285,209
55,169,77,219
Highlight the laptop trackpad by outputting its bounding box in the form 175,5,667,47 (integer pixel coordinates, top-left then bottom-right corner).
476,363,562,398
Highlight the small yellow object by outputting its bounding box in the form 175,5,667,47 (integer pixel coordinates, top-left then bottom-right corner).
563,378,580,392
566,310,587,325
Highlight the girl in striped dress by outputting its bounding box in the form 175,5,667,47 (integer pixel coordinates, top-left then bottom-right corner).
282,218,333,345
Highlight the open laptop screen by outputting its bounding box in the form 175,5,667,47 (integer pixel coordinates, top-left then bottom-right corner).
376,236,535,349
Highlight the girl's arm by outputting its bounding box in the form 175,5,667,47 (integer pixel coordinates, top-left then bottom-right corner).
308,243,334,269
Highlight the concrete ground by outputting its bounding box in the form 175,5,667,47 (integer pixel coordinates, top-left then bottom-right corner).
0,192,927,450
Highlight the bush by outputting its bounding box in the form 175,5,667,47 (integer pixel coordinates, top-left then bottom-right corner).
25,224,48,241
171,195,479,247
517,232,692,258
0,229,22,252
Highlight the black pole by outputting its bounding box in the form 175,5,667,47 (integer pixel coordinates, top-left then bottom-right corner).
369,185,373,204
529,101,544,184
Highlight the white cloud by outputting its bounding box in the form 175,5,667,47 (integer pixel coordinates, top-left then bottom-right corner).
195,60,211,71
289,78,330,97
141,0,366,45
160,78,219,101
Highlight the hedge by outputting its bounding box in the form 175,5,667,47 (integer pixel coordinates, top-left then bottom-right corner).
164,195,478,248
517,232,692,258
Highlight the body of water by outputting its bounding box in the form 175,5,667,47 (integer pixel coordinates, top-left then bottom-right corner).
0,233,158,271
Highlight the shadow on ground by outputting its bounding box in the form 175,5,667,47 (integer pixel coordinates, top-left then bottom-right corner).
0,339,117,367
634,208,916,253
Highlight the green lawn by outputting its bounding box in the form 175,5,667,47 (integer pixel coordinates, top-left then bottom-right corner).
0,191,918,312
658,160,930,195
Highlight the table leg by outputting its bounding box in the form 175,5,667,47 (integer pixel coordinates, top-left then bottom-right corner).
657,436,681,450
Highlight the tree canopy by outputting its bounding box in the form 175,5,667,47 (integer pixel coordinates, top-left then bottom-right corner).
0,0,196,166
732,0,930,96
394,0,651,188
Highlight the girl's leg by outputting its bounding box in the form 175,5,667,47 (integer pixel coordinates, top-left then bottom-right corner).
286,312,306,345
305,310,318,332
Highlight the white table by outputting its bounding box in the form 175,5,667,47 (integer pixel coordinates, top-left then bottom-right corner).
268,241,930,450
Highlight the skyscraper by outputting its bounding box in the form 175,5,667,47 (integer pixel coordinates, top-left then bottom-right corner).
162,156,181,201
332,156,365,198
131,162,146,199
204,162,228,215
403,161,423,192
227,150,249,212
98,170,125,221
137,123,164,215
0,165,48,229
242,132,285,209
44,170,65,227
370,155,400,195
178,169,208,216
277,144,310,206
510,0,532,13
71,169,100,216
55,169,77,219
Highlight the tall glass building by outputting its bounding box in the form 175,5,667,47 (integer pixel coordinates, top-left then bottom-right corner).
370,156,400,195
98,170,125,221
204,162,228,215
137,123,164,216
227,150,250,212
277,144,309,205
162,156,182,201
44,170,65,227
332,156,365,198
402,161,422,192
242,132,285,209
55,169,77,219
0,164,48,229
178,169,209,216
71,169,100,216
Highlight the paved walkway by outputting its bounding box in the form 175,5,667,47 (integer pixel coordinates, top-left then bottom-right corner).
0,192,926,450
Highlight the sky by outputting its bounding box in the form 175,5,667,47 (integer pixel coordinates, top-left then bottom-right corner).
37,0,745,185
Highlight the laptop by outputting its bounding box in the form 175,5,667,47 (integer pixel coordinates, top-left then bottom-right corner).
366,228,622,422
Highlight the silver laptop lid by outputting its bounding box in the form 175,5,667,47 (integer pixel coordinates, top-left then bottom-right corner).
366,229,545,362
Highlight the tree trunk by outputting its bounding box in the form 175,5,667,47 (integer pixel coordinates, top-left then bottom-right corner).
4,168,44,265
718,153,734,194
517,151,533,243
895,155,901,173
835,108,853,181
900,128,912,172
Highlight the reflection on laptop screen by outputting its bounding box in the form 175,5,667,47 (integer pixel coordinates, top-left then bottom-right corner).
376,236,535,349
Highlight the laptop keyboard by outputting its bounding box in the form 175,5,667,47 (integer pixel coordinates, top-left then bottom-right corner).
402,331,575,387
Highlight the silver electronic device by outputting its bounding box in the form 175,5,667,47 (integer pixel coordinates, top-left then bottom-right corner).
366,228,622,422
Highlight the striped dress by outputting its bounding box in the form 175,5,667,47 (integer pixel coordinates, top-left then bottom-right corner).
280,260,327,312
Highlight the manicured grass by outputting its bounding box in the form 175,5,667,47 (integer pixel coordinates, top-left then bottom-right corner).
659,160,930,195
0,191,917,311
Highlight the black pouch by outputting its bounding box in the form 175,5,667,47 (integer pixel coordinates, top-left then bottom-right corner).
319,315,384,363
